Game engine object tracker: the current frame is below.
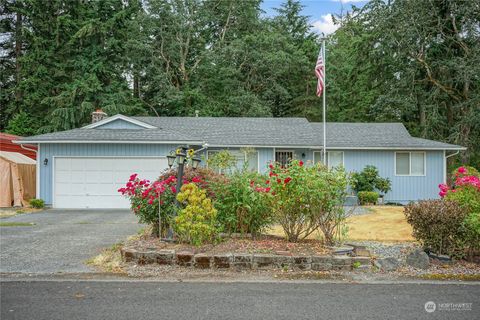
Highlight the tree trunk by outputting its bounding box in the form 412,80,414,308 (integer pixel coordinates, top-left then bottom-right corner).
133,70,140,98
15,9,22,105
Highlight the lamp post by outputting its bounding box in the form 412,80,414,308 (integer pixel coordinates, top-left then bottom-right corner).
164,146,202,241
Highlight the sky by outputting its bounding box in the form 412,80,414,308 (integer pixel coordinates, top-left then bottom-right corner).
261,0,368,35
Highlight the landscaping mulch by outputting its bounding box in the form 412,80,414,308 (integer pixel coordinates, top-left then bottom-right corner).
127,234,331,256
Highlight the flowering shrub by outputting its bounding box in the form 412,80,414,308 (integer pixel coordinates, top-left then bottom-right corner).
211,171,273,236
266,160,349,244
175,183,218,246
158,167,227,199
438,166,480,257
118,173,199,237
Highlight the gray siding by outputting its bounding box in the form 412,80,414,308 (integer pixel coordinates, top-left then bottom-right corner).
39,143,444,205
329,150,443,203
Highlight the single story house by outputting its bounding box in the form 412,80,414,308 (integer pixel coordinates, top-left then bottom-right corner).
15,112,465,209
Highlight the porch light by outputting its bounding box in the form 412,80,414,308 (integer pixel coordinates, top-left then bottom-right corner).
43,158,48,166
176,152,186,164
167,155,176,168
191,157,201,169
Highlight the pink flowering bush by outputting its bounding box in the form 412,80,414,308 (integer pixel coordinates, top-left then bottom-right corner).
118,173,201,237
435,166,480,258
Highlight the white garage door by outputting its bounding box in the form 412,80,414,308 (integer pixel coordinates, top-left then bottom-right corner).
54,157,167,209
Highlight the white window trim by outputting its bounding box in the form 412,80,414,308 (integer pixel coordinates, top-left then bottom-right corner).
313,151,344,168
206,149,260,173
394,151,426,176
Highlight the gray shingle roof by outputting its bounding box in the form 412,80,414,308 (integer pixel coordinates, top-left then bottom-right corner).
16,115,465,150
310,123,465,149
132,117,317,147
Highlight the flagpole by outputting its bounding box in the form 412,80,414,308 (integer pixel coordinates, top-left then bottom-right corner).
322,39,326,163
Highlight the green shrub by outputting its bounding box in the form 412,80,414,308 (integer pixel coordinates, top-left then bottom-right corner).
357,191,378,205
207,150,237,173
175,183,218,246
351,165,391,195
404,200,471,258
210,171,273,236
267,160,350,244
29,199,45,208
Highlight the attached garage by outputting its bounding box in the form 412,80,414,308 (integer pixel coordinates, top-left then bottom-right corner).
53,157,167,209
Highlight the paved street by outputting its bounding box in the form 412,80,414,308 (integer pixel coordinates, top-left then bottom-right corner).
0,210,142,273
1,281,479,320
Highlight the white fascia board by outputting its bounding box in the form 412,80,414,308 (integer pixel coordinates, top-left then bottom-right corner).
310,146,467,151
13,140,204,145
82,114,157,129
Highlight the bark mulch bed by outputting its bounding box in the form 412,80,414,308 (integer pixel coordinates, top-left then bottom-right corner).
126,234,331,257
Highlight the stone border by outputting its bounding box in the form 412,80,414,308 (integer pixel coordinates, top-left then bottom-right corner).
121,247,373,271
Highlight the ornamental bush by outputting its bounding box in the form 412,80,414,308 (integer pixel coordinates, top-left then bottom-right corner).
158,167,227,199
211,171,273,236
175,183,218,246
439,166,480,256
351,165,391,196
357,191,379,205
29,198,45,209
404,200,470,258
266,160,350,244
118,174,179,237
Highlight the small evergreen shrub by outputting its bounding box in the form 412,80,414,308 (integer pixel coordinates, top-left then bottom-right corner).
29,199,45,208
351,165,391,196
357,191,378,205
175,183,218,246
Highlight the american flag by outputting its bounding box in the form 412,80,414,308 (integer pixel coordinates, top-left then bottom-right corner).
315,46,325,97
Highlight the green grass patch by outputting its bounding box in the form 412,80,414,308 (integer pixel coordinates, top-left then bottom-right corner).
0,222,35,227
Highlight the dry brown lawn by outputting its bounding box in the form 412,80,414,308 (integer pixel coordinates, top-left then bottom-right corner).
346,206,414,242
267,206,414,243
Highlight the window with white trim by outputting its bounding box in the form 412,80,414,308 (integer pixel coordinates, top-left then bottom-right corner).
313,151,344,168
395,152,425,176
207,150,259,173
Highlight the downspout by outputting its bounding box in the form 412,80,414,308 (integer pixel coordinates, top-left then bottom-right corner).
19,143,37,154
444,150,460,184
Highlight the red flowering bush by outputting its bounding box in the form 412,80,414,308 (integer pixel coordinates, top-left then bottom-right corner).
158,167,227,199
118,173,203,237
266,160,350,244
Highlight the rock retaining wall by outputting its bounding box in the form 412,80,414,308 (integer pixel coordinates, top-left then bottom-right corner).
121,247,373,271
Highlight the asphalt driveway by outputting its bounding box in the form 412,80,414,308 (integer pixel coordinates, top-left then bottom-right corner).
0,210,142,274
